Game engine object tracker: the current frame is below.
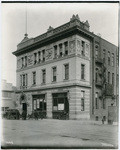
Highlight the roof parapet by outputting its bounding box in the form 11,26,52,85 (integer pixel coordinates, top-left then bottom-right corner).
16,14,90,51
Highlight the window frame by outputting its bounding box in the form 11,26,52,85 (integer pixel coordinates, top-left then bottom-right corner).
64,63,69,80
42,69,46,84
32,71,36,85
52,66,57,82
81,64,85,80
95,92,99,109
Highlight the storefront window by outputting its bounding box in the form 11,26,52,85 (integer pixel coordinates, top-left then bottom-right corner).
33,95,46,111
52,93,68,112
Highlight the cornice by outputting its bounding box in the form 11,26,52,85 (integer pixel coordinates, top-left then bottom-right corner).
15,83,91,93
13,25,94,56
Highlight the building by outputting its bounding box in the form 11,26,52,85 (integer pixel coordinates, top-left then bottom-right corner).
92,35,119,121
13,14,118,120
1,80,17,114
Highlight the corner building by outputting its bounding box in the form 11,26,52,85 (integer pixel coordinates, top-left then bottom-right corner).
13,15,118,120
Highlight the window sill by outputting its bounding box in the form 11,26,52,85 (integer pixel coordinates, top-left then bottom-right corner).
41,83,46,86
52,81,57,84
80,79,85,81
63,79,69,82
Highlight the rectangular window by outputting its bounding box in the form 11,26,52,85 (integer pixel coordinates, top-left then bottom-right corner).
20,75,22,87
38,51,41,62
23,74,25,86
111,53,114,66
20,74,27,88
95,44,99,58
33,72,36,85
108,72,110,83
112,73,114,86
64,64,69,80
52,67,57,82
81,41,85,56
103,49,106,63
26,74,27,87
34,53,37,64
64,42,68,55
117,55,119,67
42,50,45,62
96,68,98,83
103,99,106,109
33,100,37,110
95,92,99,109
81,64,85,80
108,52,110,65
54,45,57,58
81,91,85,111
42,69,46,84
59,44,62,57
22,57,24,67
25,56,27,67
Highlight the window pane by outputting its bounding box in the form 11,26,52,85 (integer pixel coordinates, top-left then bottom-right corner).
64,64,69,80
81,64,85,79
42,70,46,83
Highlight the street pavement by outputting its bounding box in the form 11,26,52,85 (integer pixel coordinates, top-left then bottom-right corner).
1,119,118,149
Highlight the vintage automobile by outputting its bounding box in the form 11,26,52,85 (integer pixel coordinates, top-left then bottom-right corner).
5,109,20,120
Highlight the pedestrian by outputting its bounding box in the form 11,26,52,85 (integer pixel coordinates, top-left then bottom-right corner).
34,110,38,120
102,117,104,124
22,110,27,120
40,111,43,120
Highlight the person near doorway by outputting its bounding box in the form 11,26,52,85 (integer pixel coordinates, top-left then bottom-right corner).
22,110,27,120
34,110,39,120
102,117,104,124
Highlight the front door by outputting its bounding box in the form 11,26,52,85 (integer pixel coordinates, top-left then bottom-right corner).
22,103,27,112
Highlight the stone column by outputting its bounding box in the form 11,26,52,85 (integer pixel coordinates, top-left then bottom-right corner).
36,53,38,62
46,91,52,118
41,51,43,61
69,87,76,119
57,45,59,57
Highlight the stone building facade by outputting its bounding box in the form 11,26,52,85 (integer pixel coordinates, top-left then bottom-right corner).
13,14,118,120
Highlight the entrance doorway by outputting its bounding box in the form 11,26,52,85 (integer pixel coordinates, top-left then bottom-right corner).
32,94,46,118
22,103,27,112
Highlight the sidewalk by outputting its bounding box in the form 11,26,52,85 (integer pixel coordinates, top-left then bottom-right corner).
42,118,118,126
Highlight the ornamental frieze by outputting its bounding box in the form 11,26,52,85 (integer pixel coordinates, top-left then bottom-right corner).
28,54,34,66
69,40,76,54
77,40,81,53
17,59,22,69
45,48,53,61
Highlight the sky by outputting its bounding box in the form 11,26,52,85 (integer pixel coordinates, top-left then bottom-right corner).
1,2,119,86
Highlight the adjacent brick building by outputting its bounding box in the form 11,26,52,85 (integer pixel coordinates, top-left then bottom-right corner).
13,14,118,120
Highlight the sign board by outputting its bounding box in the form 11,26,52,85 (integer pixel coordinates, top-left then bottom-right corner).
34,100,36,110
37,99,39,108
58,104,64,110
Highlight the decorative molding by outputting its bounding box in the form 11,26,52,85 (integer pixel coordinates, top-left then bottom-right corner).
69,40,76,54
45,48,53,61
